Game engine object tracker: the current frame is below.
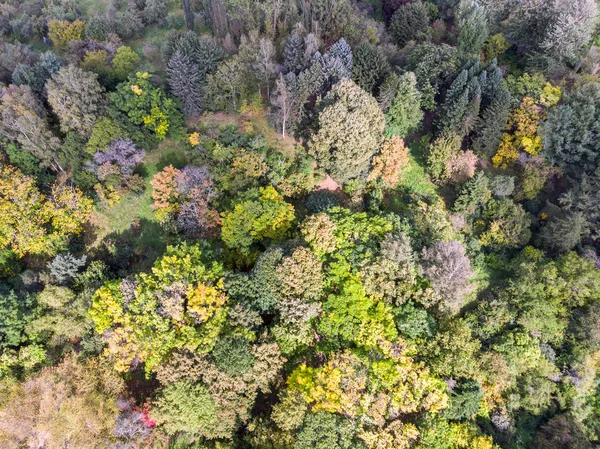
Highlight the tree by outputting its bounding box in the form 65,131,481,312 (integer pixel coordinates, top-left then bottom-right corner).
408,43,459,110
389,1,431,48
12,51,62,99
368,136,409,188
167,51,203,117
204,57,248,112
0,85,62,171
47,19,85,48
473,90,511,158
271,73,297,138
109,72,183,141
46,65,106,137
295,412,358,449
154,381,217,435
420,240,473,311
48,252,87,284
507,0,597,62
220,186,295,260
112,46,141,80
0,165,93,256
541,83,600,175
533,415,593,449
352,42,390,95
0,355,124,449
89,243,227,373
456,0,489,55
385,72,423,138
89,138,146,182
309,78,385,182
163,31,224,83
383,0,413,22
284,30,305,74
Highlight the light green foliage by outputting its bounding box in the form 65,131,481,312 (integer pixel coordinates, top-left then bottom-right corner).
212,336,255,375
111,46,141,80
154,381,217,435
109,72,183,141
85,117,127,154
309,78,385,182
385,72,423,138
46,64,106,137
220,186,295,261
26,285,93,349
89,243,226,373
319,275,398,349
456,0,489,54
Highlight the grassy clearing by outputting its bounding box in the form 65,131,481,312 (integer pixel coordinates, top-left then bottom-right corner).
88,139,187,254
396,150,438,198
76,0,112,16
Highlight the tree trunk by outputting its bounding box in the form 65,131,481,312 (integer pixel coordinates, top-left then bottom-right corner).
182,0,194,31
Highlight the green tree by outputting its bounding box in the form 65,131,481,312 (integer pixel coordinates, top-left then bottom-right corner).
0,85,62,171
541,82,600,175
111,46,141,80
46,65,106,137
351,42,390,95
456,0,489,55
167,51,203,117
389,1,431,48
109,72,183,141
384,72,423,138
220,186,295,260
309,78,385,182
295,412,359,449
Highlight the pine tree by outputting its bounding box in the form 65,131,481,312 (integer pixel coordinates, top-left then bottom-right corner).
167,51,203,118
351,42,390,94
284,31,305,74
385,72,423,138
473,90,511,158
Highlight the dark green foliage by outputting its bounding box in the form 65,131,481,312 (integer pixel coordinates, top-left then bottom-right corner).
444,379,483,420
305,191,341,213
85,16,109,41
389,1,431,47
295,412,359,449
284,31,305,74
212,336,255,375
456,0,489,55
385,72,423,138
351,42,390,95
542,83,600,175
408,43,459,110
12,52,62,99
394,301,436,340
537,210,585,255
0,288,30,349
167,51,203,117
453,172,491,215
473,89,511,158
163,31,224,83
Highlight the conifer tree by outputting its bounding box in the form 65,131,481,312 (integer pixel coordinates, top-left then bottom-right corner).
167,51,203,118
385,72,423,138
284,31,305,74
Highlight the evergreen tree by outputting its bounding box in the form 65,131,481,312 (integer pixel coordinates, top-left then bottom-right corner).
385,72,423,138
389,1,431,47
456,0,489,55
309,78,385,182
473,89,511,158
284,31,305,74
351,41,390,95
167,51,203,117
46,65,106,138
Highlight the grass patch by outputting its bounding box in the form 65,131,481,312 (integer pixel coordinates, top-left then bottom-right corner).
396,151,438,197
88,139,188,257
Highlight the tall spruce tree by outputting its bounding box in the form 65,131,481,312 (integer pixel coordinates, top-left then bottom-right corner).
167,51,203,117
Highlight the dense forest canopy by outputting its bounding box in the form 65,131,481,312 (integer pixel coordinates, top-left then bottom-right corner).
1,0,600,447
